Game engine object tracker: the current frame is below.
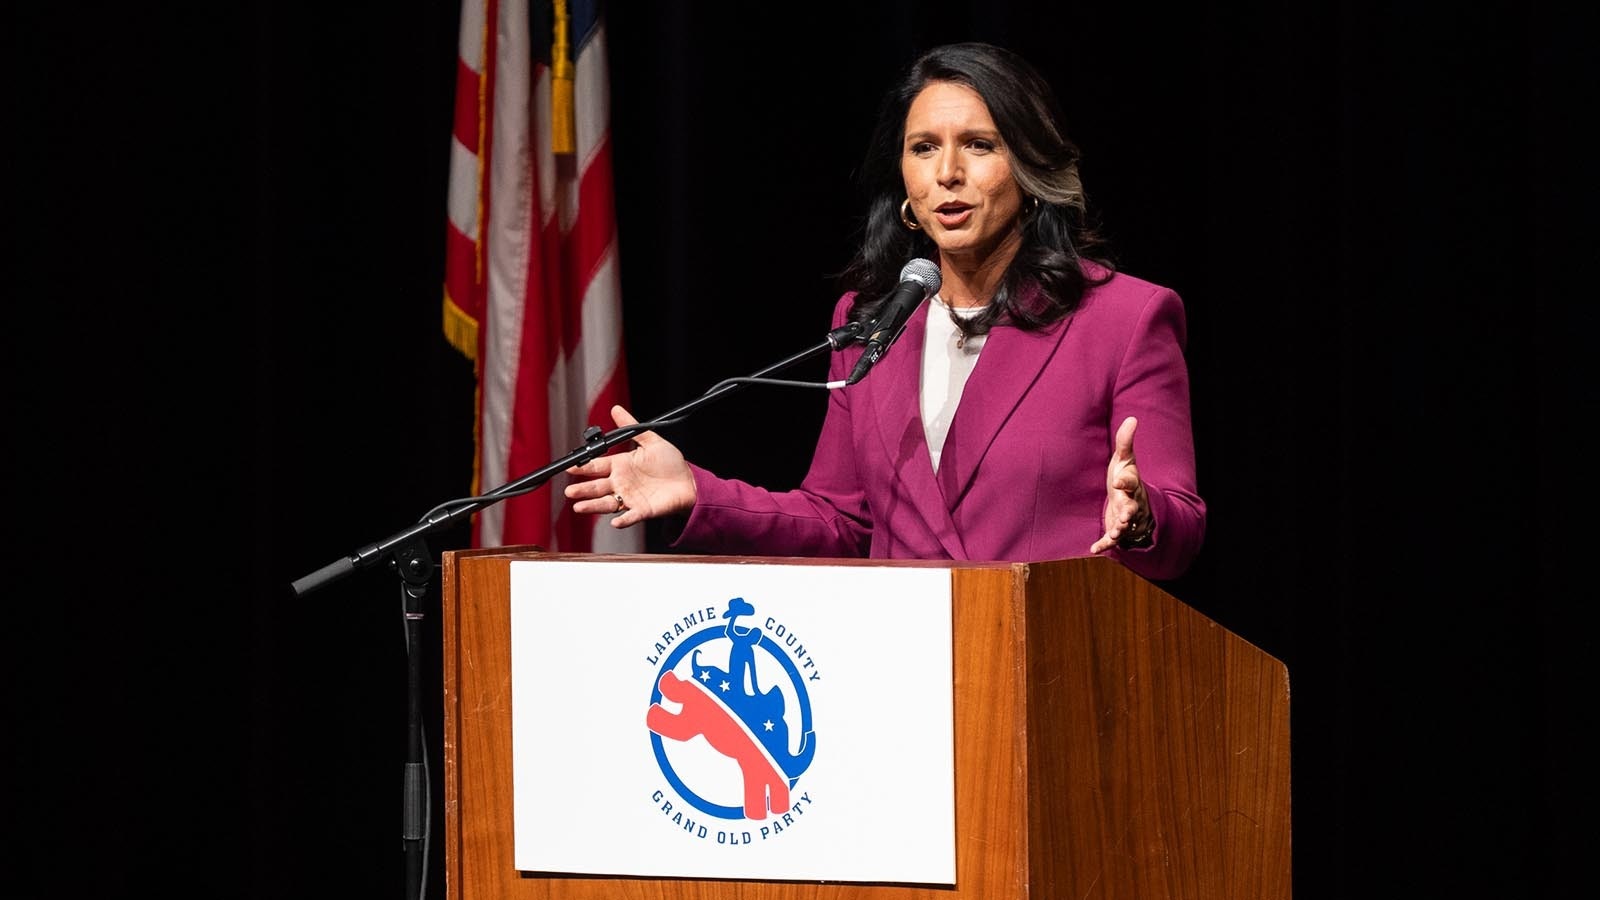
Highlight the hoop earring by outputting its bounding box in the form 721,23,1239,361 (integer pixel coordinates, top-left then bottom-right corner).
899,198,921,231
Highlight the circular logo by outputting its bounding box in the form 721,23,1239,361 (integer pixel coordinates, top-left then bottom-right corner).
646,597,817,821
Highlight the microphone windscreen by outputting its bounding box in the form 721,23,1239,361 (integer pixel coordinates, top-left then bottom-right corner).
899,257,942,295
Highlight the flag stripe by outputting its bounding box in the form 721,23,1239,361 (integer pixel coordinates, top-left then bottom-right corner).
446,137,482,241
456,0,488,71
553,244,626,549
563,136,617,355
452,58,483,155
450,0,639,553
499,206,562,547
475,0,532,547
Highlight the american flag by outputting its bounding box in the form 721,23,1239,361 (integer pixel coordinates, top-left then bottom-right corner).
443,0,640,552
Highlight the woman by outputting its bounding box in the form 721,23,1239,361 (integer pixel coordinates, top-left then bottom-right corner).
565,42,1205,582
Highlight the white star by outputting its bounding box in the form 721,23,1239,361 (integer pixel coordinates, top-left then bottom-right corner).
699,669,711,682
719,680,731,692
763,720,775,731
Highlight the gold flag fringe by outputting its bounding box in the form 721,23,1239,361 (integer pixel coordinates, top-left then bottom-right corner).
442,289,480,361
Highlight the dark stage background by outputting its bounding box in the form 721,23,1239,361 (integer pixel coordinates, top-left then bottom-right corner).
10,2,1592,898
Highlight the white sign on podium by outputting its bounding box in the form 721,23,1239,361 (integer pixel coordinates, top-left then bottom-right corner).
509,559,957,884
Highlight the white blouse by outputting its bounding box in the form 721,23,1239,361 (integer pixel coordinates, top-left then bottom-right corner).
920,296,990,472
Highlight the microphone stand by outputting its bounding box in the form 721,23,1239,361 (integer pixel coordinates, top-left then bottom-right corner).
289,319,863,900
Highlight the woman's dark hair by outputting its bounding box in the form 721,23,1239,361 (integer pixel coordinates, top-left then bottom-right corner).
839,42,1114,336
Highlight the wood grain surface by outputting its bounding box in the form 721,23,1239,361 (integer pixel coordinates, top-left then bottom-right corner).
442,552,1289,899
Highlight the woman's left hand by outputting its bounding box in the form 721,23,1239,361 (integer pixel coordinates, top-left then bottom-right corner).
1091,416,1153,553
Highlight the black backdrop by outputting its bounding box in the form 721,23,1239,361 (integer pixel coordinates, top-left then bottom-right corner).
10,2,1592,898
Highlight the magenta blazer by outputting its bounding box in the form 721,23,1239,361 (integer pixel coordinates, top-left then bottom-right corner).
672,269,1205,582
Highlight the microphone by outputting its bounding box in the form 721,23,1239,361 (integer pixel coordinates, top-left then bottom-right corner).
844,258,942,386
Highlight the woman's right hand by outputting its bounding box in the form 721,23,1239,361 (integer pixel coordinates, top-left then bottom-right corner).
564,405,697,528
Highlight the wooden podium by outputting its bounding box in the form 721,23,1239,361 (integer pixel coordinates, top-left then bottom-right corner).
441,550,1290,899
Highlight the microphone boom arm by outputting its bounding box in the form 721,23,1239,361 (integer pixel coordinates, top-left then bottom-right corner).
289,319,866,597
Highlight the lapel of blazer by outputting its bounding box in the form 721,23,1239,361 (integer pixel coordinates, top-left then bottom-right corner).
936,312,1074,510
868,302,970,559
